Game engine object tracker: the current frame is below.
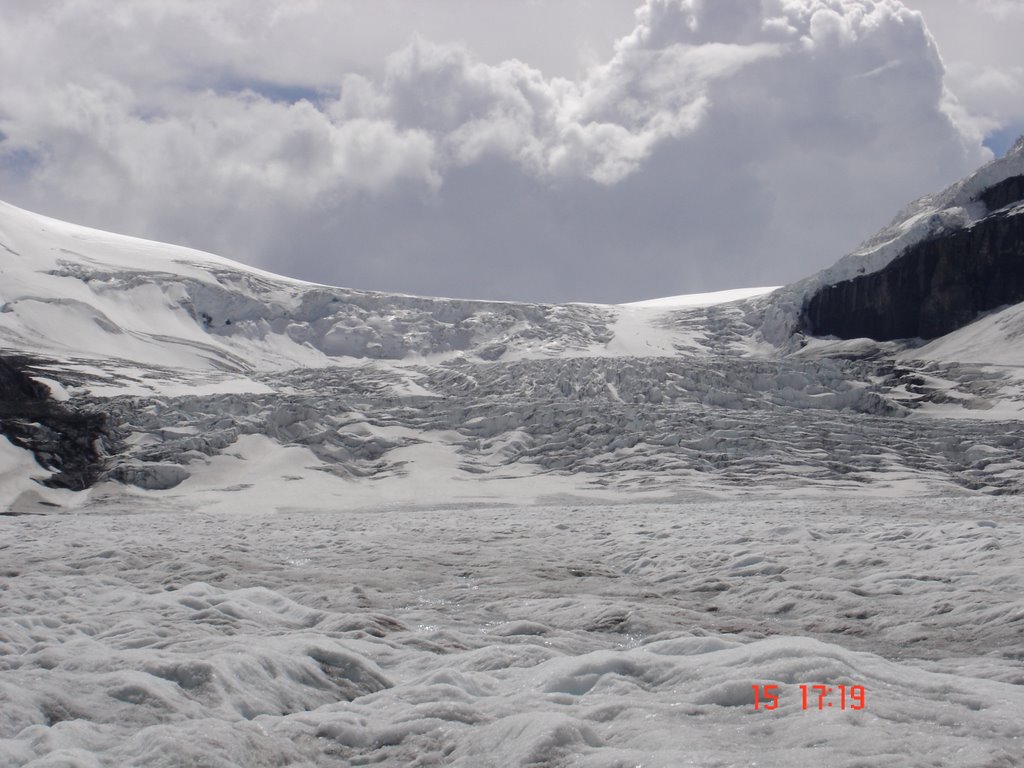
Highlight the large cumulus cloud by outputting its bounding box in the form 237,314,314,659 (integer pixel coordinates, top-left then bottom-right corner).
0,0,995,302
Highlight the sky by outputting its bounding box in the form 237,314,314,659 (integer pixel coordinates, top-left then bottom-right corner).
0,1,1021,303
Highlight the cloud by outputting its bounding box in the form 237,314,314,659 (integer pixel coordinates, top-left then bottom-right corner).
943,62,1024,144
897,0,1024,153
963,0,1024,19
0,0,994,302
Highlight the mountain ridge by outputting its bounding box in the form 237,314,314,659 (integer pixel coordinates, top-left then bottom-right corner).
802,198,1024,340
760,136,1024,346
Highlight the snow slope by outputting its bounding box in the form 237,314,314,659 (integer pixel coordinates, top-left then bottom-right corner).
1,200,767,393
910,300,1024,368
620,286,778,308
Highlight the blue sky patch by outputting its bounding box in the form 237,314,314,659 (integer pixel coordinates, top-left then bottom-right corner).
984,125,1024,157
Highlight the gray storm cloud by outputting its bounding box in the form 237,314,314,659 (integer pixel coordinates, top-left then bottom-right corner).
0,0,994,301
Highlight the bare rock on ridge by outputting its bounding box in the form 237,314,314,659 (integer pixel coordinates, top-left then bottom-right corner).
801,178,1024,341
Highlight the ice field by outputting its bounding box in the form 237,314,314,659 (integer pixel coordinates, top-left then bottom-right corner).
2,497,1023,767
3,146,1024,766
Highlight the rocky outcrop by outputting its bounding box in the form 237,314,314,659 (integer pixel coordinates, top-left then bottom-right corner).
801,203,1024,341
980,174,1024,213
109,463,190,490
0,355,111,490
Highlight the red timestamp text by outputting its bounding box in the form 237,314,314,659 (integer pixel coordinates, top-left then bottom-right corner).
752,684,866,711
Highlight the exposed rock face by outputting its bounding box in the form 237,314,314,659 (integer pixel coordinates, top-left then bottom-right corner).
981,175,1024,213
802,200,1024,341
0,355,110,490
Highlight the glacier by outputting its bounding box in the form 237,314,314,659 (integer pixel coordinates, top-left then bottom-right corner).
2,144,1024,766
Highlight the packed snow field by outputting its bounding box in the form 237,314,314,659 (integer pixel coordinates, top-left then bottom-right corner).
2,498,1023,767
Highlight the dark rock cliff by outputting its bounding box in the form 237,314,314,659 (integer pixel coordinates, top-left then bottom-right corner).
0,355,110,492
801,179,1024,341
980,175,1024,213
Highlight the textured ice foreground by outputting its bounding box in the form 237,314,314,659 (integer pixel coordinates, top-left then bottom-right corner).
2,497,1022,767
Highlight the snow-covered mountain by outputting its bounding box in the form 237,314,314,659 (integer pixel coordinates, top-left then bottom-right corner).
4,143,1024,511
0,198,627,378
2,145,1024,767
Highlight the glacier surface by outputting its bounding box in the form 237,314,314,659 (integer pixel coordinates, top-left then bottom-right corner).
2,499,1023,767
